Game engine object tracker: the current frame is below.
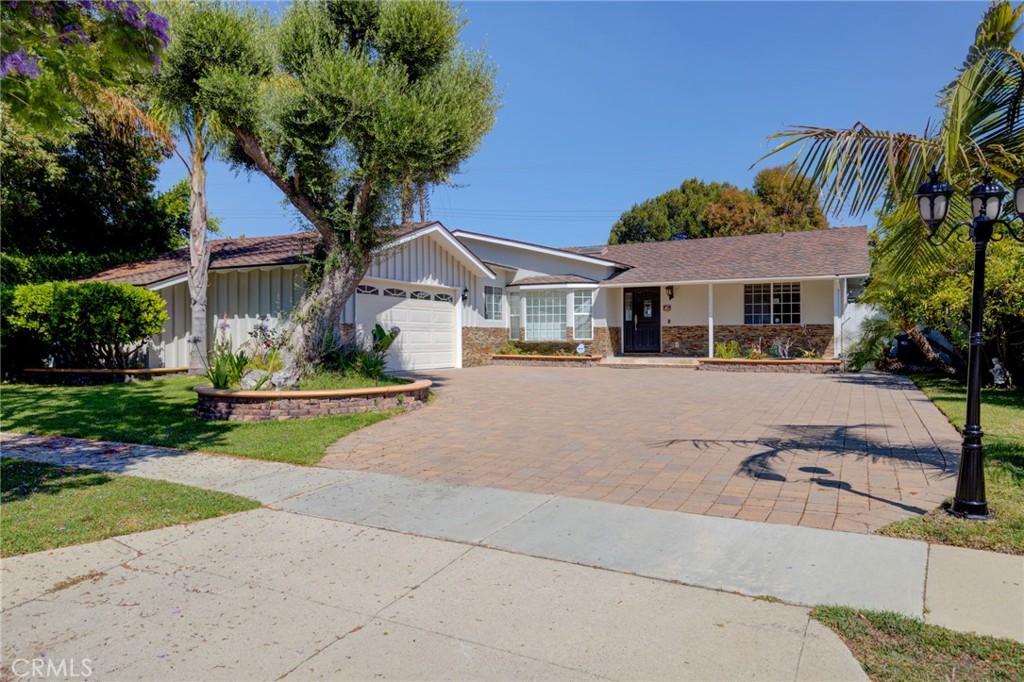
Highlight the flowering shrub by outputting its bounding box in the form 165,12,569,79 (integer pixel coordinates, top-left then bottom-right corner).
5,281,167,369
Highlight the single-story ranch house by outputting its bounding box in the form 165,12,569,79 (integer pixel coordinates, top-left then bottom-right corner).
87,222,871,371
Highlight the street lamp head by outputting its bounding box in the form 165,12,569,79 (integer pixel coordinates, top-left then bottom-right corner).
968,172,1007,220
915,167,953,231
1014,172,1024,220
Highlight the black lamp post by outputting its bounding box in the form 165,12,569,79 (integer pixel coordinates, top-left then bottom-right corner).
914,168,1024,519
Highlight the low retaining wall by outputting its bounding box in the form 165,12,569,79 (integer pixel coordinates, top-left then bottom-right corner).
194,380,432,422
492,355,603,367
24,367,189,385
698,359,842,374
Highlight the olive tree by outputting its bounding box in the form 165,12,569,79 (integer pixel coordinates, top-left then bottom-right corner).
199,0,499,369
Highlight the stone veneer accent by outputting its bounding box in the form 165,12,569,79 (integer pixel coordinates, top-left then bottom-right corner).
492,355,602,367
661,324,836,358
462,327,509,367
195,381,431,422
698,359,841,374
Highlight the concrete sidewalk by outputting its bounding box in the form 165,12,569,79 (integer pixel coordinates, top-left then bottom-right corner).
3,432,1022,643
2,509,867,681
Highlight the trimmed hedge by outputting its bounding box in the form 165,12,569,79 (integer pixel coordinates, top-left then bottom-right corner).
3,282,168,372
0,251,144,286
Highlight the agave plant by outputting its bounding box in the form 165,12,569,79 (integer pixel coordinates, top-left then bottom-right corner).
759,1,1024,274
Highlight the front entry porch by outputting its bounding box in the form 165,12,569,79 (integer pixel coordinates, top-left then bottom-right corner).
614,280,848,359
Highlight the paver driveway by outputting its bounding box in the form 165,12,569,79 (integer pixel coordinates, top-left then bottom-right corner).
321,367,961,533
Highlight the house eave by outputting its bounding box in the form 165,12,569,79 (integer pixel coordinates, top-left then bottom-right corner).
601,273,870,288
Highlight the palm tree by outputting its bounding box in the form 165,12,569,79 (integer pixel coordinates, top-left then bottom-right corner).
760,1,1023,275
149,1,258,374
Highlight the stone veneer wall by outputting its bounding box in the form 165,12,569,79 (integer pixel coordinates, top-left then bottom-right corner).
567,326,617,357
196,385,429,422
661,324,835,358
492,356,602,367
463,327,509,367
698,360,841,374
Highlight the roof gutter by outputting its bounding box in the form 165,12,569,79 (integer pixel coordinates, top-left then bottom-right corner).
600,273,870,287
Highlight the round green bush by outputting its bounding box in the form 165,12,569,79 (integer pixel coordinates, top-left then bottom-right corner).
5,282,169,369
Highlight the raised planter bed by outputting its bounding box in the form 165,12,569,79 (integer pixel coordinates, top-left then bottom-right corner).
698,358,842,374
194,379,432,422
23,367,189,385
492,354,603,367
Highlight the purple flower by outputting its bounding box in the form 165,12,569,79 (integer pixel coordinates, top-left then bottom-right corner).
1,49,41,79
145,11,169,45
78,0,94,10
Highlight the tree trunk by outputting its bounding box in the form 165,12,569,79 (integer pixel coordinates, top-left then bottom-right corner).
282,243,370,369
418,183,427,222
187,124,211,375
905,325,954,373
400,179,414,224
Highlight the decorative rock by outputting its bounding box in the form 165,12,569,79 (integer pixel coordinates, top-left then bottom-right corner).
239,369,269,390
270,368,301,390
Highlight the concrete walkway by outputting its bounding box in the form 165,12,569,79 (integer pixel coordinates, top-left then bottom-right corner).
4,432,1021,645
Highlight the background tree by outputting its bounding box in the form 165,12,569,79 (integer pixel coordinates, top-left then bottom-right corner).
150,0,265,373
609,178,734,243
1,0,170,146
608,167,826,244
0,112,181,261
198,0,500,369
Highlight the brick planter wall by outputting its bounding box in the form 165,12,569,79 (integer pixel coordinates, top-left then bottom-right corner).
194,380,431,422
698,359,842,374
24,367,189,386
660,324,836,358
492,355,602,367
463,327,509,367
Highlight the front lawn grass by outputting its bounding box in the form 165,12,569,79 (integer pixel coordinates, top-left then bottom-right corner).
878,374,1024,555
0,376,397,465
811,605,1024,682
1,458,259,557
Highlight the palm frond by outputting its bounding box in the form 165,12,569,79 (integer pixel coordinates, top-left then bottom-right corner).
757,124,939,218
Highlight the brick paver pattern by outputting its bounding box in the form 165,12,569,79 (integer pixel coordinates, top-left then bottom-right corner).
321,367,962,533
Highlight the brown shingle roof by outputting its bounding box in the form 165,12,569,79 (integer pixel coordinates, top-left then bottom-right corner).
84,222,441,287
568,227,870,285
511,274,598,286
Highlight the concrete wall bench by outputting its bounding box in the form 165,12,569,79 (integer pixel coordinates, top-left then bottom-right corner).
491,354,603,367
697,358,842,374
24,367,189,385
194,379,432,422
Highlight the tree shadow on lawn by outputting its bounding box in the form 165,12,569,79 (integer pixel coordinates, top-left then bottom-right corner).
1,379,239,452
1,458,112,503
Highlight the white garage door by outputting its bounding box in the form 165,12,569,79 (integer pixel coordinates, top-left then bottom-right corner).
355,284,456,371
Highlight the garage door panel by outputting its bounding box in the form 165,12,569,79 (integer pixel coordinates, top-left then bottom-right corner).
355,291,456,371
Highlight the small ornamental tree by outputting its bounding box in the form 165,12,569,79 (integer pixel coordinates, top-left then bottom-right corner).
197,0,499,370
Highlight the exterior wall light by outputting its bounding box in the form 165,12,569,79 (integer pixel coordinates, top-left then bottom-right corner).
461,287,469,302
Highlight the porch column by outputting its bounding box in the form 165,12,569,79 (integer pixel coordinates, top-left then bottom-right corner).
833,277,842,358
707,283,714,358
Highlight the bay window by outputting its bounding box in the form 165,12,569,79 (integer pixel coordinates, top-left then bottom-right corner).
524,290,567,341
573,290,594,340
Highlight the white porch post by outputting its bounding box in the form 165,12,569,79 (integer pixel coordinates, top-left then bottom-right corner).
832,277,842,358
707,283,715,358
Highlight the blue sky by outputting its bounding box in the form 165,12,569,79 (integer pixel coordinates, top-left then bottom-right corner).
156,1,989,247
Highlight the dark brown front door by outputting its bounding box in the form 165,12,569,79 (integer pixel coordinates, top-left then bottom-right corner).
623,287,660,353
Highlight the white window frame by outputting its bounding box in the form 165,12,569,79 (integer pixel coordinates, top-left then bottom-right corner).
572,289,594,340
484,285,503,321
524,290,567,341
744,282,801,325
509,290,521,340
